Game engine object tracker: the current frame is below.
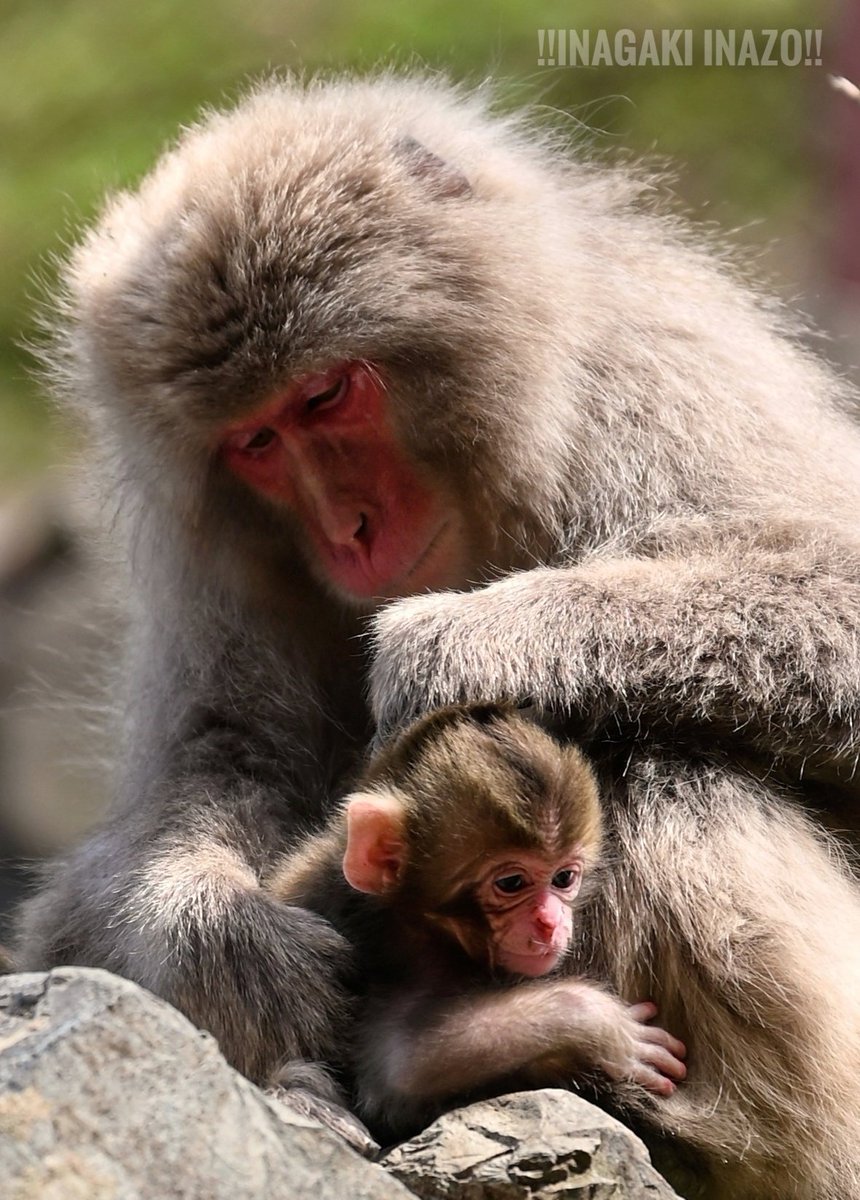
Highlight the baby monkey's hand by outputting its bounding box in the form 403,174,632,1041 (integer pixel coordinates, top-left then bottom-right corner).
620,1000,687,1096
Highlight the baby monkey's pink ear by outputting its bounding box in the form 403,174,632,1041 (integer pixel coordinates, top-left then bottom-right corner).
343,790,408,893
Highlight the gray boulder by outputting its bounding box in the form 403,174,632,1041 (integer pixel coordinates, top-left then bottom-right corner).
384,1089,681,1199
0,966,681,1199
0,967,410,1200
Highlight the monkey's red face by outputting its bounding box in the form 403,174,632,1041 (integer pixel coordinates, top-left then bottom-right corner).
221,362,465,602
476,850,583,978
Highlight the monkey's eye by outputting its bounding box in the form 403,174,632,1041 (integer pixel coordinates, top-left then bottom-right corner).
494,873,528,895
552,868,578,890
304,374,347,415
236,427,277,453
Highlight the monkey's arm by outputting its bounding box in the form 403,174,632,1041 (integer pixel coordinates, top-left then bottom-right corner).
371,536,860,770
16,747,354,1084
358,982,684,1124
15,600,366,1083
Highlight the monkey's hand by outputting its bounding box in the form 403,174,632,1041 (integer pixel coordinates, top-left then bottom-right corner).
369,583,523,742
162,889,355,1084
542,982,686,1097
605,1001,688,1097
369,573,615,739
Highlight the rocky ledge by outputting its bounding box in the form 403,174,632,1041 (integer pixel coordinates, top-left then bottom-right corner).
0,968,679,1199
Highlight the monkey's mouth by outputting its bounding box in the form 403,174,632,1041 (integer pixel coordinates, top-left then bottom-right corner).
398,521,450,585
498,948,564,978
319,517,455,602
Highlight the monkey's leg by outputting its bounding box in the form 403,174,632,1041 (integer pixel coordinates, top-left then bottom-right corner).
592,751,860,1200
15,805,353,1084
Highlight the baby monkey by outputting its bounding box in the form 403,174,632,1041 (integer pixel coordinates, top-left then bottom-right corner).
269,705,686,1138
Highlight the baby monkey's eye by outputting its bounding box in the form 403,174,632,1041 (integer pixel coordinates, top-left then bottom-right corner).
494,873,527,895
552,868,578,890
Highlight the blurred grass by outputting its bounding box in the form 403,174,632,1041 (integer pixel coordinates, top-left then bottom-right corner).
0,0,828,482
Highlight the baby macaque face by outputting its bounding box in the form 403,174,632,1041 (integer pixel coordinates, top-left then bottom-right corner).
341,790,591,980
474,849,583,977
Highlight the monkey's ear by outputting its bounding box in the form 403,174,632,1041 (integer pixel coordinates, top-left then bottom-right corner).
394,136,472,199
343,790,408,894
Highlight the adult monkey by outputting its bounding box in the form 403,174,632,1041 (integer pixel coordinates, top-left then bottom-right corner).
17,75,860,1197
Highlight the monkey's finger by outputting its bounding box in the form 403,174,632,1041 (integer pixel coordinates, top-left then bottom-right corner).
629,1064,677,1096
640,1043,687,1081
628,1001,658,1023
639,1025,687,1059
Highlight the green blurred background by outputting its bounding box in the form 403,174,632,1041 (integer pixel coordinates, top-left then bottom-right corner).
1,1,859,926
1,0,856,484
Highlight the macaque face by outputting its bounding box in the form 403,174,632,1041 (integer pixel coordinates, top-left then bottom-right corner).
220,361,468,602
474,849,583,978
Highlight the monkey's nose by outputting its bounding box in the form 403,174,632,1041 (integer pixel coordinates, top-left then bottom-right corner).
316,505,368,547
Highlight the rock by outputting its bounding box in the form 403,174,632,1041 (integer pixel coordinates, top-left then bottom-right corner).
383,1089,680,1199
0,967,683,1199
0,967,411,1200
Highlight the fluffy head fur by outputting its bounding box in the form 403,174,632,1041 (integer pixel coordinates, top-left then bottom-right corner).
364,704,602,910
48,73,860,600
270,704,602,913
